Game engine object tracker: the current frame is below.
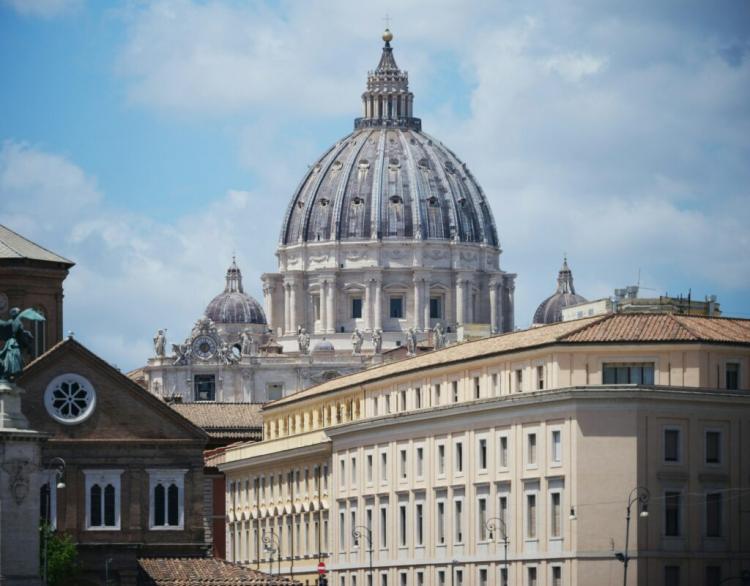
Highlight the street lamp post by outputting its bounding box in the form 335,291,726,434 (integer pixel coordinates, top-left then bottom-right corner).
262,529,281,577
485,516,508,580
352,525,373,585
615,486,650,586
42,457,66,586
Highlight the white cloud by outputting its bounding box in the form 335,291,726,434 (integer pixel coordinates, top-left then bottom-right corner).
2,0,81,19
543,53,608,82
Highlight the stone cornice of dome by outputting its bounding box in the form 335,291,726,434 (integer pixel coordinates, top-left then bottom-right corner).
275,239,502,274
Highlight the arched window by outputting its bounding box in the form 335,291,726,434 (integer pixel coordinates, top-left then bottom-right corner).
84,470,121,529
149,470,185,529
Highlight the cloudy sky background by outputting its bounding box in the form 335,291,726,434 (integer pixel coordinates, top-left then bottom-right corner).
1,0,748,371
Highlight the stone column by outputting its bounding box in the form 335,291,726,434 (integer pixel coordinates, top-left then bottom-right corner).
508,283,516,331
364,278,372,331
326,277,336,334
319,280,327,335
373,278,383,331
423,281,431,332
497,279,505,333
413,277,423,331
456,277,466,325
489,280,498,334
263,283,275,334
283,284,291,335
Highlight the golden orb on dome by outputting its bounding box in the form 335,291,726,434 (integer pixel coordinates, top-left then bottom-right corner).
382,28,393,43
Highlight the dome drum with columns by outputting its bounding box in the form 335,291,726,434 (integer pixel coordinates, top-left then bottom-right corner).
263,30,516,351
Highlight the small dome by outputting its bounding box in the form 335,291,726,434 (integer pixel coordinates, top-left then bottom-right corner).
312,338,335,353
205,259,267,325
533,258,587,325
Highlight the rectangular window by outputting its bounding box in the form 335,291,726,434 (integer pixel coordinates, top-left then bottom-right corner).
194,374,216,401
267,383,283,401
350,509,357,549
399,504,407,547
527,433,537,466
528,567,537,586
499,495,508,532
434,383,442,405
478,438,488,471
430,296,442,319
664,428,681,463
706,430,722,464
706,492,723,537
665,491,682,537
602,362,655,384
499,435,509,469
381,452,388,482
664,566,680,586
551,430,562,464
399,449,408,480
400,573,407,586
85,470,122,530
500,568,508,586
479,569,488,586
537,365,544,390
351,456,357,485
726,363,739,390
352,297,363,319
148,469,185,529
515,369,523,392
415,502,424,546
550,492,561,538
437,500,446,544
455,441,464,473
390,297,404,319
478,497,488,541
415,387,422,409
339,510,346,550
400,389,407,411
552,567,562,586
454,499,464,543
416,447,424,478
416,571,424,586
527,494,537,539
452,381,459,402
705,566,722,586
455,569,464,585
474,376,481,399
340,459,346,488
492,373,499,395
379,504,388,548
367,454,374,483
438,444,446,476
438,571,446,586
381,574,388,586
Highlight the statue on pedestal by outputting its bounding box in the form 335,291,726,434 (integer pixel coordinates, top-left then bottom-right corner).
298,328,311,355
406,327,417,356
0,307,45,381
372,329,383,354
351,328,363,355
153,329,167,358
433,322,446,350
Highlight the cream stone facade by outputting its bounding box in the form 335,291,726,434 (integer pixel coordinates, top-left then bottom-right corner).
212,314,750,586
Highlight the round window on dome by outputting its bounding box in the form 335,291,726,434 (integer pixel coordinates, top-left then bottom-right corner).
44,373,97,425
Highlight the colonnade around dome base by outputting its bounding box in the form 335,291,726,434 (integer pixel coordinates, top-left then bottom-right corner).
262,239,515,353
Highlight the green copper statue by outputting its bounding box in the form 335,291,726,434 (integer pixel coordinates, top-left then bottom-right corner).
0,307,45,381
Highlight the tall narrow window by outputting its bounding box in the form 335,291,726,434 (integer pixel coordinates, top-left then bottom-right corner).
351,456,357,485
415,387,422,409
399,504,407,547
352,297,363,319
527,494,537,539
399,449,408,480
416,447,424,478
550,492,561,538
725,363,739,390
477,497,488,541
379,504,388,548
415,502,424,546
528,567,537,586
479,568,488,586
705,431,722,464
527,433,537,466
500,569,508,586
455,442,464,473
515,369,523,392
381,452,388,482
706,492,722,537
454,499,464,543
194,374,216,401
400,390,407,411
85,470,122,530
474,377,481,399
498,495,508,532
492,373,499,395
351,509,357,549
452,381,459,402
664,566,680,586
551,430,562,464
537,365,545,390
552,567,562,586
438,444,446,475
339,510,346,550
664,429,681,462
665,491,682,537
430,297,442,319
478,438,488,471
437,501,446,544
499,436,508,469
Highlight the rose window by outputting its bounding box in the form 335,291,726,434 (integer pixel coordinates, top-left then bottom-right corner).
44,374,97,425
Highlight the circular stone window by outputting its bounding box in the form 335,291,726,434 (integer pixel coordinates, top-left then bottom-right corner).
44,374,97,425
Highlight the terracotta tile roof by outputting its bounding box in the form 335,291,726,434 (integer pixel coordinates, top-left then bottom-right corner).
170,403,263,437
0,224,74,265
138,557,301,585
267,313,750,409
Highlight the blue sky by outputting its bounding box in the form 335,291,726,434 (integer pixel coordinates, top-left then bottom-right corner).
1,0,748,371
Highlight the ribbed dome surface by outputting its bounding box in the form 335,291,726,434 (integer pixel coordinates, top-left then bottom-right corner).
533,258,587,325
279,33,499,248
205,260,267,325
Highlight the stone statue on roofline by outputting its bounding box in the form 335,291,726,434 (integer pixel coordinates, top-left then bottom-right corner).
406,327,417,356
298,328,310,355
0,307,45,382
433,322,446,350
351,328,363,355
372,329,383,354
153,329,167,358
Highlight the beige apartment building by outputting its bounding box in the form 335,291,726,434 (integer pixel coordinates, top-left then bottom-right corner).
211,313,750,586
